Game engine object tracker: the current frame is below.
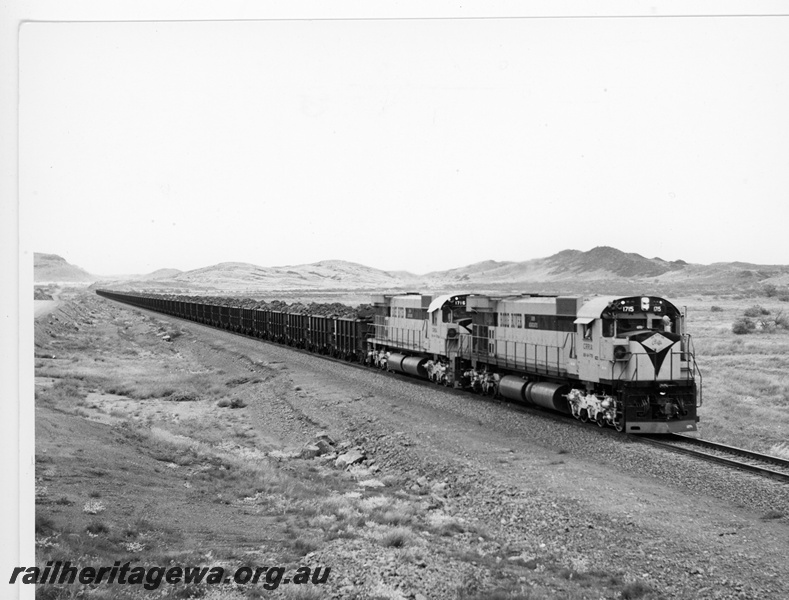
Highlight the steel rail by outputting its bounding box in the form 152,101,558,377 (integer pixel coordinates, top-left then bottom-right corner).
632,434,789,483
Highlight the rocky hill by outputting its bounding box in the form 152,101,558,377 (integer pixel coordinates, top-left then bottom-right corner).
132,260,421,292
422,247,789,291
46,247,789,294
424,247,684,285
34,253,96,283
137,268,183,281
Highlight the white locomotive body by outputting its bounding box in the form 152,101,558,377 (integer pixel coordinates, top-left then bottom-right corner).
370,292,701,434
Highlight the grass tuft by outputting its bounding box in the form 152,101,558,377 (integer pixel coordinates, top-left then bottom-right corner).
35,513,56,536
86,520,110,535
770,442,789,459
621,580,652,599
378,526,412,548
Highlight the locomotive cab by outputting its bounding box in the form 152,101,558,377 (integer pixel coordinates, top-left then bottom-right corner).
572,296,700,433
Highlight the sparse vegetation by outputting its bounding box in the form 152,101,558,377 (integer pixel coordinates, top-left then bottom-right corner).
82,500,106,514
378,526,412,548
744,304,770,317
621,580,653,599
732,317,756,335
761,510,784,520
167,390,199,402
86,520,110,534
217,397,247,408
762,283,778,297
291,536,320,555
771,442,789,460
733,307,788,334
35,513,56,536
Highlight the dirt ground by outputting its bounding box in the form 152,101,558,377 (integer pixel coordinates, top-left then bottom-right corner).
32,292,789,600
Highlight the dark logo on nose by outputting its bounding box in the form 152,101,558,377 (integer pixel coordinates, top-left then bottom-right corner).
632,332,679,373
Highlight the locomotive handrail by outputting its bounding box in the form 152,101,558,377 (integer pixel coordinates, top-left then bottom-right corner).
616,353,639,382
467,333,567,377
683,334,703,406
373,323,423,351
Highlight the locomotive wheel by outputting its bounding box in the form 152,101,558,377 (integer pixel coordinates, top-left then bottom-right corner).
614,418,624,432
579,409,589,423
596,413,604,427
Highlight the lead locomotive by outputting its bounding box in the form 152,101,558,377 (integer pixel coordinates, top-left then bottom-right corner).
368,292,700,433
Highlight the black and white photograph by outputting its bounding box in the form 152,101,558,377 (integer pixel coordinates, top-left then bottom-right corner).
3,1,789,599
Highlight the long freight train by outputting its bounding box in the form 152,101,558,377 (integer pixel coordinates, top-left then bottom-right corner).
95,289,702,434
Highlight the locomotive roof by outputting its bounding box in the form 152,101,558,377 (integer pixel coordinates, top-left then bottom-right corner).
427,293,469,313
576,296,623,319
577,295,680,319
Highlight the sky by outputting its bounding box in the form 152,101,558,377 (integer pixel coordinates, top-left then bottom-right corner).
18,6,789,276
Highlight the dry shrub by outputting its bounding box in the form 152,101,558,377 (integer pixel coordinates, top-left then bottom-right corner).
282,587,324,600
168,390,199,402
86,520,110,535
358,495,390,512
770,442,789,459
320,495,360,523
378,526,412,548
379,509,413,527
36,514,56,536
621,580,652,599
291,537,320,555
732,318,755,335
427,513,465,536
744,305,770,317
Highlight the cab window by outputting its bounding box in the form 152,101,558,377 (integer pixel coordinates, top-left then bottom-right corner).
617,318,646,334
653,316,673,333
602,319,615,337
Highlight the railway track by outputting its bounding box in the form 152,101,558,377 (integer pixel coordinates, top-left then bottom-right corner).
633,434,789,483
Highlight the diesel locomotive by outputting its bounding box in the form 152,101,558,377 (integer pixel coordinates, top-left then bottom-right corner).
95,289,702,434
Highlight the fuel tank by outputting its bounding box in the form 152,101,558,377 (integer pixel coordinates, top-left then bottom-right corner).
498,375,529,402
387,353,407,373
525,382,571,414
401,356,429,379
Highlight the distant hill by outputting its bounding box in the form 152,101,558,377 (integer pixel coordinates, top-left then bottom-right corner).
34,253,95,283
544,247,685,278
157,259,421,291
135,268,183,281
422,247,789,290
57,247,789,294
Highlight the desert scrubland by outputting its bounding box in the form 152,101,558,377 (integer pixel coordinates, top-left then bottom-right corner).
30,285,789,600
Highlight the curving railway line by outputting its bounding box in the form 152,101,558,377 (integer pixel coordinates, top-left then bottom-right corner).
633,434,789,483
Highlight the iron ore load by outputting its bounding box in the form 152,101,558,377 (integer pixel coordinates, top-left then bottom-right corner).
96,289,702,434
